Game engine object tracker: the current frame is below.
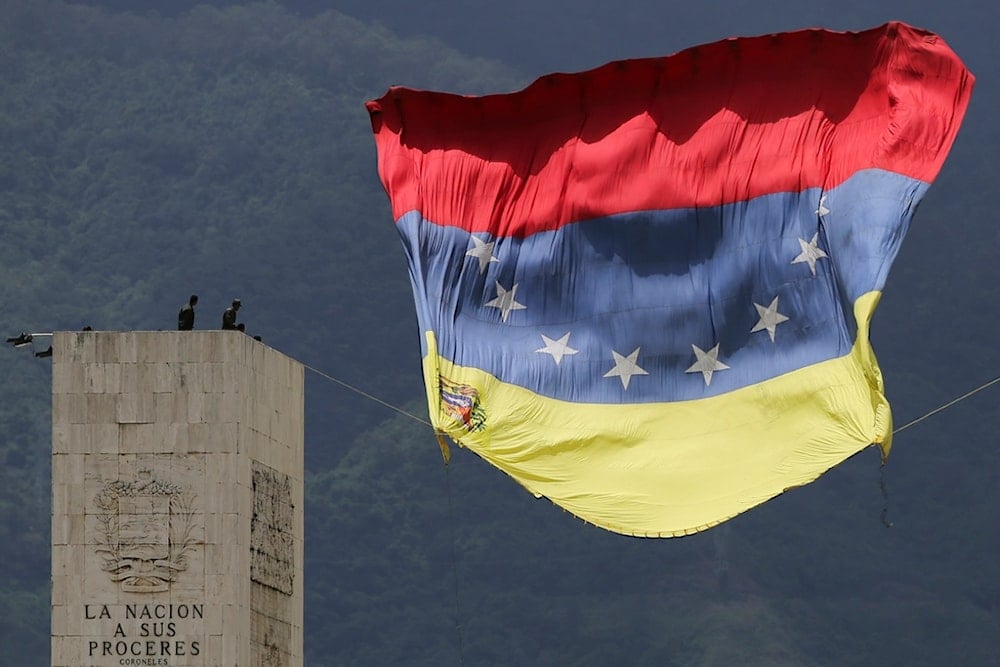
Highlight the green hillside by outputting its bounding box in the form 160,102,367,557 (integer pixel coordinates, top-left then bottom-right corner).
1,2,996,665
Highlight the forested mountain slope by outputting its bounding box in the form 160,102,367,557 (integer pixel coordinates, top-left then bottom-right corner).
1,2,996,665
0,1,521,661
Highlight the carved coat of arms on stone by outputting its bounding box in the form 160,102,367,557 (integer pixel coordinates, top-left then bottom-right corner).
92,471,199,592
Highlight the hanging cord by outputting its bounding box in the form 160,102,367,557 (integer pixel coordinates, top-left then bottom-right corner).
892,375,999,435
305,351,997,442
879,375,1000,528
444,462,467,666
301,362,465,661
878,463,892,528
303,358,996,444
301,362,431,426
301,361,995,557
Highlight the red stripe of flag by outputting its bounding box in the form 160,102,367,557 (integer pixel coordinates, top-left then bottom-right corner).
367,22,972,238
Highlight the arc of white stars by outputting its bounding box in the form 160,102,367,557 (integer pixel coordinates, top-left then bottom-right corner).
603,347,648,390
484,281,526,322
536,333,578,366
792,232,829,276
816,194,830,217
465,235,499,273
685,344,729,386
751,296,789,342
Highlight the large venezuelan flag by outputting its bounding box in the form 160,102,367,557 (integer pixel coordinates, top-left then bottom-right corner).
366,22,973,537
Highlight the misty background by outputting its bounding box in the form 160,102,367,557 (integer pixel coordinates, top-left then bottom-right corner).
0,1,996,664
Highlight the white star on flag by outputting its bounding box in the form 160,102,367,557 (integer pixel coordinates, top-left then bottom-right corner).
816,194,830,217
466,235,500,273
792,233,829,275
485,281,526,322
603,347,648,390
536,333,578,366
685,344,729,386
751,296,790,342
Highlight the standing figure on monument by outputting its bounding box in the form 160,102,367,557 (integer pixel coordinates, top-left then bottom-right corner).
178,294,198,331
222,298,242,330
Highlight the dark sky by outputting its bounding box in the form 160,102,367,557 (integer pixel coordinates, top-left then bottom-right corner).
68,0,996,75
360,0,992,72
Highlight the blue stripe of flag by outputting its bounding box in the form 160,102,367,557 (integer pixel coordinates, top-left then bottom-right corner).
397,169,926,403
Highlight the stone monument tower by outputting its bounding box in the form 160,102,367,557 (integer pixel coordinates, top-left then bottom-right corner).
50,331,304,666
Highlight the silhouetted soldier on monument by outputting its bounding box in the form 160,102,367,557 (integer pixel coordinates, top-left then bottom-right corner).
222,298,242,330
178,294,198,331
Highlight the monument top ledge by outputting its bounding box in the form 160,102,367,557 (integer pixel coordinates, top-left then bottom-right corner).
52,330,302,368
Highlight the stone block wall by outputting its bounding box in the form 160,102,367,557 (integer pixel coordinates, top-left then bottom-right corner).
51,331,304,667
